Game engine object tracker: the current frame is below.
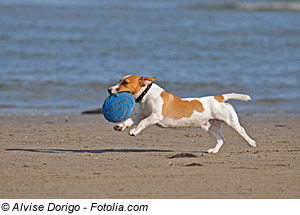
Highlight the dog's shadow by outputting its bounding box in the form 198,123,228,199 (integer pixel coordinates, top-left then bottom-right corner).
6,148,173,154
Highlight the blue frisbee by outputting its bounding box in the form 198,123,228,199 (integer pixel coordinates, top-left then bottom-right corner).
102,92,135,123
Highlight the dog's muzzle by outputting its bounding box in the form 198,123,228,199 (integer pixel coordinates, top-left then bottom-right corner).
108,88,114,95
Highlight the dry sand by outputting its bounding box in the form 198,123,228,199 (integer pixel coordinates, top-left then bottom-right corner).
0,114,299,198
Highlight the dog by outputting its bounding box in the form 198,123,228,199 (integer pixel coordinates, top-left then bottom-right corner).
108,75,256,153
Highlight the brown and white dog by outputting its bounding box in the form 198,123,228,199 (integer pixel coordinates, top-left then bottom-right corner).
108,75,256,153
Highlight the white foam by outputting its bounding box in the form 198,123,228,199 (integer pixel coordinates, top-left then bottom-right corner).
237,2,300,11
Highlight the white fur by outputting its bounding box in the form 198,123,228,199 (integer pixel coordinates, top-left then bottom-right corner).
110,76,256,153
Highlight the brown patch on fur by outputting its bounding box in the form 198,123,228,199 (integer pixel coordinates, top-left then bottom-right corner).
140,77,157,86
161,91,205,120
117,75,143,94
117,75,156,95
214,95,225,103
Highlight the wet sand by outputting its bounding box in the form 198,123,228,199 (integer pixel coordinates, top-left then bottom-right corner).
0,115,299,198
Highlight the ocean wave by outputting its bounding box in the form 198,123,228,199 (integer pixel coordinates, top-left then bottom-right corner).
2,1,300,12
186,2,300,12
0,104,74,110
236,2,300,11
1,51,58,58
254,98,300,104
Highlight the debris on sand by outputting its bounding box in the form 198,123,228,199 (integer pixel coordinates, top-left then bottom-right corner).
185,163,203,167
167,153,197,159
81,108,102,114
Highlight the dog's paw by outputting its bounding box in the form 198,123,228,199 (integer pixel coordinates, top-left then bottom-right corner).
248,140,256,147
207,148,219,154
114,124,125,131
129,128,138,136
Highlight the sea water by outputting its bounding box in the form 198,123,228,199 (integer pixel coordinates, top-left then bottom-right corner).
0,0,299,115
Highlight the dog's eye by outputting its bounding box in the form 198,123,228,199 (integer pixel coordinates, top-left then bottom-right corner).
122,81,128,86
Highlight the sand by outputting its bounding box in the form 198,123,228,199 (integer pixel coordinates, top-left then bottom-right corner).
0,114,299,198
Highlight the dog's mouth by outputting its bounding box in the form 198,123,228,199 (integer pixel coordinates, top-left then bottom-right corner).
118,90,132,94
108,89,131,95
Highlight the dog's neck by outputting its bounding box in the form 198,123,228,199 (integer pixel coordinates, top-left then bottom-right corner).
134,83,152,103
134,83,162,103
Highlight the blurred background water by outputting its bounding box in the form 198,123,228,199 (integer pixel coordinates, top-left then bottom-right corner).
0,0,299,115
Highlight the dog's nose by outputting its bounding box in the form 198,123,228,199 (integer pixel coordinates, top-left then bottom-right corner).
108,88,113,94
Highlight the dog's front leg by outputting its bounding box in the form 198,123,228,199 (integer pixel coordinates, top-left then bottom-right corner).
114,118,133,131
114,113,143,131
129,114,161,136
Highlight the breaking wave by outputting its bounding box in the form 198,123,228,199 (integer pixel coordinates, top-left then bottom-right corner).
236,2,300,11
187,2,300,12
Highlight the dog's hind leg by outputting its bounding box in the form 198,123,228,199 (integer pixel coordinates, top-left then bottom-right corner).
227,117,256,147
207,120,226,153
221,107,256,147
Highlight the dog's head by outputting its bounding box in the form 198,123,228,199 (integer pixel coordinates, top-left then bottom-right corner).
108,75,156,96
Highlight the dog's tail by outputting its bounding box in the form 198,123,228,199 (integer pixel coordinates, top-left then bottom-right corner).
222,93,251,101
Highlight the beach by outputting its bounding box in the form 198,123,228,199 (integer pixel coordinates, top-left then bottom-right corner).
1,0,299,202
0,114,299,198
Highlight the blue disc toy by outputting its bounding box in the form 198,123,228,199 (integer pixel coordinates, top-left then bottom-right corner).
102,92,135,123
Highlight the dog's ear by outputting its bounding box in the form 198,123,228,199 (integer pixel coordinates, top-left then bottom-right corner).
140,77,157,86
